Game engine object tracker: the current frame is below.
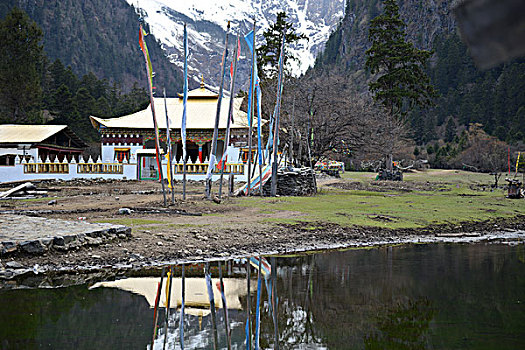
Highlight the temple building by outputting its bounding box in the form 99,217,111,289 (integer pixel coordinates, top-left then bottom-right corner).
0,124,86,166
90,81,261,180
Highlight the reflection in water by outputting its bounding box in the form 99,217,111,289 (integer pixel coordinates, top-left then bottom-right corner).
364,298,435,349
0,244,524,349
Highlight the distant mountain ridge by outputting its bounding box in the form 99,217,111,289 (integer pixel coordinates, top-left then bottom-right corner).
128,0,345,88
0,0,182,94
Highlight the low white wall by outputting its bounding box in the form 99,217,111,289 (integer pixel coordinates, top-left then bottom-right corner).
0,156,250,183
0,156,138,183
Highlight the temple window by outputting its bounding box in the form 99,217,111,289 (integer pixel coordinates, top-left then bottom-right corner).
114,148,130,162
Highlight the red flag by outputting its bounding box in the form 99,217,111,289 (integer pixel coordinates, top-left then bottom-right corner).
230,37,241,78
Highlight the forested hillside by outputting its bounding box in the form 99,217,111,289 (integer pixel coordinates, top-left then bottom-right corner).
0,0,182,94
312,0,524,147
0,7,152,147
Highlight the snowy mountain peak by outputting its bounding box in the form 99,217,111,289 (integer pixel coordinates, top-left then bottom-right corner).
128,0,344,89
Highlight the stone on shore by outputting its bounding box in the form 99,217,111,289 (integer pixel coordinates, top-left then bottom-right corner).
0,214,131,256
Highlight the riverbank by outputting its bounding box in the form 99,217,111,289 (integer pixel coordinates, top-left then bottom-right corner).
1,169,524,280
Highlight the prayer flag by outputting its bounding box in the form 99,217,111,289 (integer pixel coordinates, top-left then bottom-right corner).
182,24,188,160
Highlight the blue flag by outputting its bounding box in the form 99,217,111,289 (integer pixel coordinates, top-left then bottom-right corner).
245,30,255,55
244,30,263,165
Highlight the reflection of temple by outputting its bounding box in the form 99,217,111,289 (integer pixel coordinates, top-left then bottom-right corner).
90,81,263,181
92,276,256,349
91,276,254,315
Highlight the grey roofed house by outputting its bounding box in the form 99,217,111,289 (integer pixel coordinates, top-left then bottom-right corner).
0,124,86,165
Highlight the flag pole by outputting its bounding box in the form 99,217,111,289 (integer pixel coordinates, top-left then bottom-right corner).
182,23,189,200
206,21,230,199
307,95,317,193
219,33,240,199
164,88,175,204
247,20,256,196
290,95,295,167
139,23,167,206
271,34,286,197
256,77,264,196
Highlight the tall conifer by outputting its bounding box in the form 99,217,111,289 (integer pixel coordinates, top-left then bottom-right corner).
365,0,436,169
366,0,435,117
0,7,45,122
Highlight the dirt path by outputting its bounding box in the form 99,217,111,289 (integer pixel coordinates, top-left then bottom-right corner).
1,177,524,281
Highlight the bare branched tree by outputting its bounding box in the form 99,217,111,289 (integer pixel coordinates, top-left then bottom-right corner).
256,73,410,168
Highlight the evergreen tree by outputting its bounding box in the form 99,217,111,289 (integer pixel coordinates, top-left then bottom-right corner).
365,0,436,118
365,0,436,169
444,117,457,143
257,12,307,80
0,7,45,122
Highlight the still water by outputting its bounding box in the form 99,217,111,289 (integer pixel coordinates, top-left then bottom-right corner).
1,243,524,349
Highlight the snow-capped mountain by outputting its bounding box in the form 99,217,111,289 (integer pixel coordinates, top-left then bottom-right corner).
127,0,344,90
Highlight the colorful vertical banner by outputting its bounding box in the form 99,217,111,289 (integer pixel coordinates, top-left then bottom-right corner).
139,22,167,205
164,89,173,192
516,152,521,174
139,25,154,88
244,30,256,126
206,22,230,189
221,36,241,165
270,34,286,197
182,24,188,162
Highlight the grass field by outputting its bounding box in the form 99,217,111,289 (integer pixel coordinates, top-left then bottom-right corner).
236,169,525,228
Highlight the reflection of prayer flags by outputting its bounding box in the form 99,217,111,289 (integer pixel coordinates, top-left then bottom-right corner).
179,265,185,349
249,256,271,278
164,269,171,307
255,272,262,350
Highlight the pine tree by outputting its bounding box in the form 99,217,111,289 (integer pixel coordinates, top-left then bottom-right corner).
365,0,436,169
257,12,307,80
366,0,435,118
0,7,45,122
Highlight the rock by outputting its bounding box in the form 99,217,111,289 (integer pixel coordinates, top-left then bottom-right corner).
41,238,53,248
157,241,164,246
1,241,17,255
20,240,46,254
91,254,102,259
6,261,23,269
48,199,57,206
53,236,65,246
118,208,132,215
262,167,317,196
